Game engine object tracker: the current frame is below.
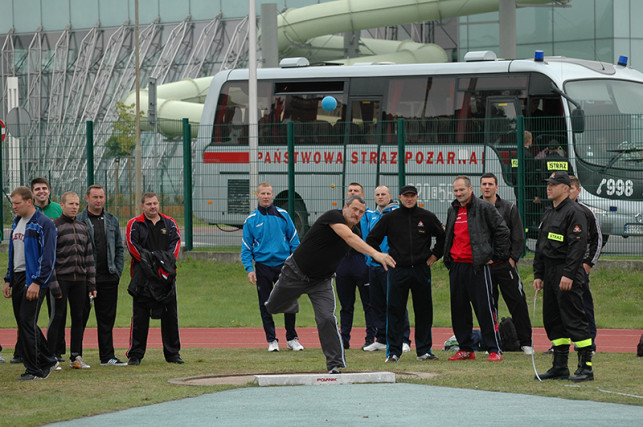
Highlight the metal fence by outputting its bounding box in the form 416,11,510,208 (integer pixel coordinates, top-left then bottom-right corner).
2,116,642,256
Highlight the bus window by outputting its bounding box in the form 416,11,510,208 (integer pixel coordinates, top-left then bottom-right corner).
211,81,271,145
347,99,380,144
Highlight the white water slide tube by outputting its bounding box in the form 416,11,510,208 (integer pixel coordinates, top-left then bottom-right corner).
127,0,565,135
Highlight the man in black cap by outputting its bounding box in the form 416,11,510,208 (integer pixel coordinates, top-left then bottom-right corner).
533,171,593,382
367,185,445,363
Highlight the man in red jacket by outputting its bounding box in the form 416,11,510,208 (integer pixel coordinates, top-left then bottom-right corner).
125,192,182,366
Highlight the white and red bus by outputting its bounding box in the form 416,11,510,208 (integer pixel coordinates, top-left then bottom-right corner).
194,52,643,241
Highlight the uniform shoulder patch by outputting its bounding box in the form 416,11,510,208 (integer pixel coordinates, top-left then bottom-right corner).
573,225,582,233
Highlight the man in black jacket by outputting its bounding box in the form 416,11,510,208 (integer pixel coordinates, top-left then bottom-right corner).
125,192,182,366
443,176,510,362
480,173,533,355
367,185,445,363
533,171,592,382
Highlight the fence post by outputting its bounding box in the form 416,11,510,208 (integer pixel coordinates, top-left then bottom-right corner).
397,118,406,189
516,116,526,255
0,128,3,243
182,118,193,251
86,120,94,186
287,121,295,216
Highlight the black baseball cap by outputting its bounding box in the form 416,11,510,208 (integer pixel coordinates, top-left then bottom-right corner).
544,171,571,186
399,185,418,195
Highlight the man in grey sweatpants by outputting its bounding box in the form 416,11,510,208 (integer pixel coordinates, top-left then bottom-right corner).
265,195,395,374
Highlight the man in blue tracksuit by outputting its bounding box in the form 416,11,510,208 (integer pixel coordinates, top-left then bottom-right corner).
335,183,376,350
242,182,302,352
363,185,411,353
3,186,59,380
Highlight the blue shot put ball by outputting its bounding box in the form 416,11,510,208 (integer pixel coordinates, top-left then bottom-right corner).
321,96,337,111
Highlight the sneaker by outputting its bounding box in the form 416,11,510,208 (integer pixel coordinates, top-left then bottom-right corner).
385,355,399,363
448,350,476,361
101,358,128,366
10,356,23,364
18,373,43,381
402,343,411,353
521,346,534,355
167,356,184,364
363,341,387,352
487,352,503,362
543,346,554,355
43,362,59,379
128,358,141,366
0,354,5,363
70,356,90,369
328,367,341,374
268,340,279,352
417,352,438,361
287,338,304,351
55,355,65,362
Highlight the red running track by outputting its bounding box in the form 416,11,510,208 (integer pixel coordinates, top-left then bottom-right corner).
0,327,639,353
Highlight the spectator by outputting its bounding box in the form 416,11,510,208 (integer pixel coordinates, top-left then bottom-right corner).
533,171,593,382
241,182,303,353
265,195,395,374
363,185,411,353
47,191,96,369
3,186,59,380
443,176,509,362
569,175,601,353
78,185,127,366
335,183,375,350
480,173,533,354
126,193,182,365
367,185,445,363
30,177,62,220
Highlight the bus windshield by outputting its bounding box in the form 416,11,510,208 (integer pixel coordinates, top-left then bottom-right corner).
566,79,643,170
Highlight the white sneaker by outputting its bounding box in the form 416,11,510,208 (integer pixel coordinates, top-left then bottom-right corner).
0,354,5,363
287,339,304,351
521,346,534,355
402,343,411,353
268,340,280,352
70,356,90,369
363,342,387,352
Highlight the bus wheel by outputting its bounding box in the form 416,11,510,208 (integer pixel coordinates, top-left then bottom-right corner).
275,198,310,237
601,234,609,248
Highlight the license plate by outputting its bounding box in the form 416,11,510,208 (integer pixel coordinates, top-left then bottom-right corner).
624,223,643,235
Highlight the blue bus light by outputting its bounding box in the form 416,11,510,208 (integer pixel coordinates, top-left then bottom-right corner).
534,50,545,62
610,206,617,212
617,56,628,66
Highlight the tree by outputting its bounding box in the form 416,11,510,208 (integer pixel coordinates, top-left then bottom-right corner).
106,101,142,213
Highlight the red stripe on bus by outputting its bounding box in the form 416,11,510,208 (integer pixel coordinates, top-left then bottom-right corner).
203,152,249,163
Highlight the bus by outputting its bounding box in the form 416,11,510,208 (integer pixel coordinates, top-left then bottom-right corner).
193,51,643,242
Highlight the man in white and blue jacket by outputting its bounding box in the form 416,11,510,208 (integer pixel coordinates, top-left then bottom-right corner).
3,186,59,380
242,182,302,352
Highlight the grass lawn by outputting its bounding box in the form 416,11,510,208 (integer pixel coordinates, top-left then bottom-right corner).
0,254,641,425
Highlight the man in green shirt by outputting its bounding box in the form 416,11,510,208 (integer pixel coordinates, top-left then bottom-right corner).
30,177,62,220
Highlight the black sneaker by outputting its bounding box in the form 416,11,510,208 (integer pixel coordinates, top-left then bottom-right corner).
18,373,43,381
55,355,65,362
10,356,24,364
543,347,554,355
385,355,399,363
43,362,60,379
101,358,128,366
167,357,184,364
417,352,438,361
328,367,341,374
128,358,141,366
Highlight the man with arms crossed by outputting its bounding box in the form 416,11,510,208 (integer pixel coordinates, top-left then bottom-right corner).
78,185,126,366
242,182,303,353
480,173,533,354
265,195,395,374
